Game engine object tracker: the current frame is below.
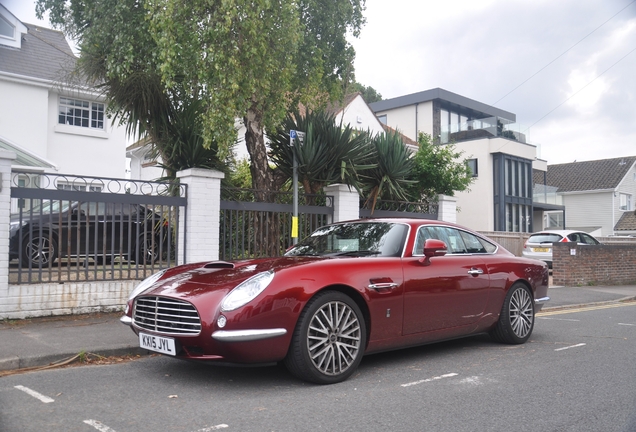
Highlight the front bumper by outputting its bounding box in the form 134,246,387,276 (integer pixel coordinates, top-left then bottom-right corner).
211,328,287,342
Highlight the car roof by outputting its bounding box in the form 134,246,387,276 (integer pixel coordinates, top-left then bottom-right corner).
531,230,592,236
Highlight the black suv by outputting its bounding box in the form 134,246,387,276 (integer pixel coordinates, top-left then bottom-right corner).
10,201,169,267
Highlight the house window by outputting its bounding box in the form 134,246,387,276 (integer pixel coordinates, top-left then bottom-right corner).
377,114,387,125
57,182,103,192
0,15,13,38
467,159,478,177
620,193,632,211
59,97,105,129
493,153,533,232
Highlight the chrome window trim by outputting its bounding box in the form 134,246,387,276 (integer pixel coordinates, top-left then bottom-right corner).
411,224,499,256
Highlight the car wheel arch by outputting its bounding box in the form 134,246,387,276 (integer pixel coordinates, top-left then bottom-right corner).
294,284,371,350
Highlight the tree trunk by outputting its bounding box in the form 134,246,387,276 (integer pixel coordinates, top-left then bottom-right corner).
243,101,282,255
244,102,273,197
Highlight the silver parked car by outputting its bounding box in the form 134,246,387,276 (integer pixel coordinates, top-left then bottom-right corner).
522,230,600,268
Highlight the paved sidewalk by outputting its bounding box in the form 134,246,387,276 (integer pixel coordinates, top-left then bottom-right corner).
1,285,636,373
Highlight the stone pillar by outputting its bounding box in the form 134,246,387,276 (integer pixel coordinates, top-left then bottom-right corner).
176,168,225,264
0,151,16,316
437,194,457,224
323,184,360,223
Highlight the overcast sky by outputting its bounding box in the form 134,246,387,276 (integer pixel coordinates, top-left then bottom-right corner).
351,0,636,164
4,0,635,165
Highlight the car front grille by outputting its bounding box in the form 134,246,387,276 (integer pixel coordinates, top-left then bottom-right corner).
133,296,201,335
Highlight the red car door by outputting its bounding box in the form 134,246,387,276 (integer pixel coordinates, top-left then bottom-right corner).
401,226,491,335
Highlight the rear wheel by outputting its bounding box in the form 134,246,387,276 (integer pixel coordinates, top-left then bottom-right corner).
284,291,366,384
133,233,160,264
490,282,534,344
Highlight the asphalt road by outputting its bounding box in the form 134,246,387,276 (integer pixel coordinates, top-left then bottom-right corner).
1,302,635,432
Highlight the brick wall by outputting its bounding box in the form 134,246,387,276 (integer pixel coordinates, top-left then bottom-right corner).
552,243,636,286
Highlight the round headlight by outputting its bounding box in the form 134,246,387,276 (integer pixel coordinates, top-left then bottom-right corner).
128,269,167,300
221,270,275,312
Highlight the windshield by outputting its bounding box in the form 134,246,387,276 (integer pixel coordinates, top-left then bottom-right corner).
24,200,72,215
285,222,408,258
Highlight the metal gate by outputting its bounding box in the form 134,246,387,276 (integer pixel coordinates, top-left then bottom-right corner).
10,171,186,284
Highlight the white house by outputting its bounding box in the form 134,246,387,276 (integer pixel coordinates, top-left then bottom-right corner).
0,5,127,182
369,88,548,232
533,156,636,236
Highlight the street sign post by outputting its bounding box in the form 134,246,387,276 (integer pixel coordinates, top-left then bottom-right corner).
289,130,305,244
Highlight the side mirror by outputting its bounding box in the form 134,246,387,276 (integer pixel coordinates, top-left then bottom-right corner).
419,239,447,266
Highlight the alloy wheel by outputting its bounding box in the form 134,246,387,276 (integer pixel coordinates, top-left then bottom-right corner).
509,286,534,338
306,300,362,376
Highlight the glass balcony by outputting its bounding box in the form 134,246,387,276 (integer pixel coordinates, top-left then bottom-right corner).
533,184,562,205
440,116,528,144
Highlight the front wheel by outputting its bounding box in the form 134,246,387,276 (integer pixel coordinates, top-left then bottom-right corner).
133,233,160,264
284,291,367,384
490,282,535,344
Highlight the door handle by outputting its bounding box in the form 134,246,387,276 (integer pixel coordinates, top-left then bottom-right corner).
467,268,484,275
368,282,398,290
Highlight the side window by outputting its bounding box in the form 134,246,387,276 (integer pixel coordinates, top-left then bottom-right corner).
580,234,598,245
459,230,487,253
441,228,467,254
414,226,450,254
79,202,106,216
478,238,498,253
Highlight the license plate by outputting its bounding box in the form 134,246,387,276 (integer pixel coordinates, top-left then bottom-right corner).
533,247,549,253
139,332,176,356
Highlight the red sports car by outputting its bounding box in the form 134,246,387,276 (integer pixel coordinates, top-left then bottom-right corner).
121,218,549,384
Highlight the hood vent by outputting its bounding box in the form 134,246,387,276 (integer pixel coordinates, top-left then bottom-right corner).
203,261,235,269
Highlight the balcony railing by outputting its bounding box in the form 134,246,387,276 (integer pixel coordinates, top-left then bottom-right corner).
441,116,528,144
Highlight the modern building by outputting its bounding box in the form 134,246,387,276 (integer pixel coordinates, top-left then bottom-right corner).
370,88,548,232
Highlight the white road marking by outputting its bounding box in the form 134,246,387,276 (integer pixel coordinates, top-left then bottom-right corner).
458,376,482,386
14,385,54,403
83,420,118,432
401,372,458,387
555,343,586,351
196,425,229,431
537,317,580,321
618,323,635,326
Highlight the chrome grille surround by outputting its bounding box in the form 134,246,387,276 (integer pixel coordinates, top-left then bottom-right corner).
133,296,201,335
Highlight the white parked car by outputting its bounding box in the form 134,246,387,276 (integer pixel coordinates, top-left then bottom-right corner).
522,230,600,268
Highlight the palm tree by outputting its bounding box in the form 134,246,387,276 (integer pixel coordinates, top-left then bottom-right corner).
360,129,415,212
268,109,376,197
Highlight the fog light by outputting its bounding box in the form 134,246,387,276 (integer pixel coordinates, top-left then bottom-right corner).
217,315,227,328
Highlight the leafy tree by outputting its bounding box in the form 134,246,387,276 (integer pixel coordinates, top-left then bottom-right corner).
36,0,224,182
146,0,366,194
348,82,383,103
267,109,375,196
404,133,474,201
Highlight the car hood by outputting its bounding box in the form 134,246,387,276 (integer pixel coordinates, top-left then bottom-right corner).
143,256,323,298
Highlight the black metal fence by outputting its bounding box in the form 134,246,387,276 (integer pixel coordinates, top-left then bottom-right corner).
10,171,186,284
359,199,439,219
220,188,333,260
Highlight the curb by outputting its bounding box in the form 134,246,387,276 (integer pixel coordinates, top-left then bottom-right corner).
0,345,150,373
540,296,636,313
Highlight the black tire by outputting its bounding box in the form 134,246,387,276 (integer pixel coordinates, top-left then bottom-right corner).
23,234,57,267
490,282,535,344
133,233,160,264
284,291,367,384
